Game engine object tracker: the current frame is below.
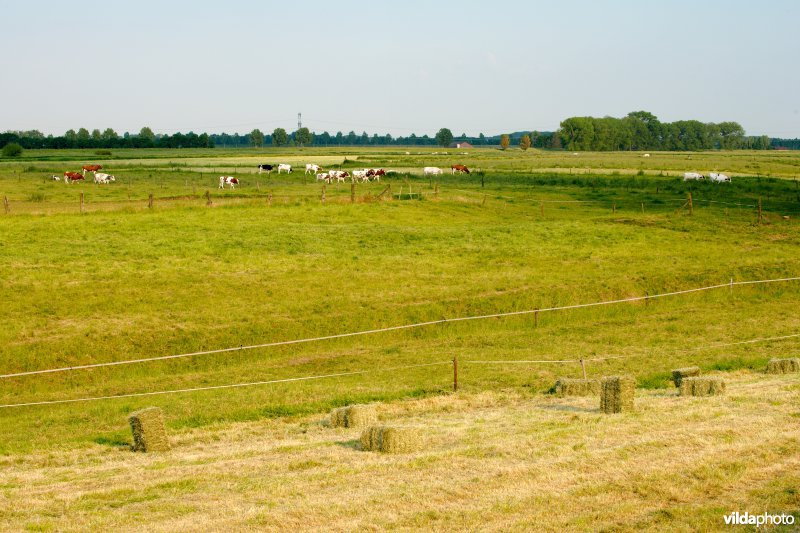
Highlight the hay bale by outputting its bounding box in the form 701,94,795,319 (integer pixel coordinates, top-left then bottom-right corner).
360,425,421,453
600,375,635,414
128,407,170,452
329,404,378,428
555,378,601,396
329,407,348,428
679,377,726,396
671,366,701,387
766,358,800,374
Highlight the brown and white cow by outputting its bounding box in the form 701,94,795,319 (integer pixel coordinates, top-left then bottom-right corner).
218,176,239,189
451,164,470,174
82,164,102,175
64,171,84,183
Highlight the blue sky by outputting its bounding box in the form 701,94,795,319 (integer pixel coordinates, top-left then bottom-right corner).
1,0,798,137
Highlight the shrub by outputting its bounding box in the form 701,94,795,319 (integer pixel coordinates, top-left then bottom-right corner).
2,143,23,157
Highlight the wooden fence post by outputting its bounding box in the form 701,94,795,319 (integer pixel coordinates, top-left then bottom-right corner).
481,174,484,188
453,355,458,392
205,190,212,207
580,359,587,379
435,184,439,198
758,197,763,224
612,202,616,213
3,196,9,214
534,308,539,327
268,192,273,206
641,202,644,214
148,193,153,209
321,185,326,204
688,192,693,215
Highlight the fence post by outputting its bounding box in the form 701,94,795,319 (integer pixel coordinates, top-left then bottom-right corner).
80,192,84,214
534,308,539,327
268,192,273,206
612,202,616,214
641,202,644,214
435,184,439,198
688,192,693,215
148,193,153,209
321,185,326,204
453,355,458,392
205,190,212,207
580,359,587,379
645,291,649,306
3,196,9,214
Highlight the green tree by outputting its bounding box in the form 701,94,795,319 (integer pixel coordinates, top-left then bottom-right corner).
519,134,531,151
101,128,118,140
500,134,510,150
717,121,745,149
91,129,102,140
64,129,77,141
435,128,453,147
77,128,90,141
249,128,265,147
1,142,23,157
295,127,312,147
139,127,155,141
272,127,289,147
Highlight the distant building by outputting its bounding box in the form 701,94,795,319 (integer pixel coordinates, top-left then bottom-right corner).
449,141,473,149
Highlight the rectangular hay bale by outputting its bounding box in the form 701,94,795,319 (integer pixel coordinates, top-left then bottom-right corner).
600,375,635,414
329,404,378,428
671,366,701,387
360,425,421,453
679,377,726,396
555,378,601,397
766,358,800,374
128,407,170,452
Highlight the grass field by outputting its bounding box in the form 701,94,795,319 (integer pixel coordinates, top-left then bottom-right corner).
1,147,799,530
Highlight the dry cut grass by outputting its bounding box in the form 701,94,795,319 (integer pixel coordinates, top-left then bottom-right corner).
1,371,798,532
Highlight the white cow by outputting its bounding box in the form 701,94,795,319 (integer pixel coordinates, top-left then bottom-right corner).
708,172,731,183
277,164,292,174
305,163,321,174
423,166,443,176
643,153,651,157
50,175,61,181
683,172,704,181
93,172,115,184
316,172,330,183
352,169,369,182
218,176,239,189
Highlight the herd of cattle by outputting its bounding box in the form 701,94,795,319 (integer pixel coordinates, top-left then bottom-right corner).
47,162,730,190
52,165,116,184
683,172,731,182
217,163,472,188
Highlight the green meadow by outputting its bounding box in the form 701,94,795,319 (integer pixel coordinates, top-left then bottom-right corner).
1,147,799,455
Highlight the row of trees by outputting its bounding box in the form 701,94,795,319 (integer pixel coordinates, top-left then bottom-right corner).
557,111,772,151
1,119,792,151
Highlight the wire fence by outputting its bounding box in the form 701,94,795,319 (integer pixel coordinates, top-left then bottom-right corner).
1,277,799,409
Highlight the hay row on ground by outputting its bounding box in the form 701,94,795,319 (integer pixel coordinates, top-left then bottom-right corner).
329,404,378,428
555,378,601,396
671,366,701,387
679,377,726,396
600,376,635,414
360,425,421,453
128,407,170,452
766,358,800,374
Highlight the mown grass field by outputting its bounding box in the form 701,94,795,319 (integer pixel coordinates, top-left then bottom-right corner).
1,147,799,530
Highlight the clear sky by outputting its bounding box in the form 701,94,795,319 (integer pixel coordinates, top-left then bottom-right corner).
1,0,798,137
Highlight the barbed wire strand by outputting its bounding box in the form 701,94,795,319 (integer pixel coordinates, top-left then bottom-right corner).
2,276,798,380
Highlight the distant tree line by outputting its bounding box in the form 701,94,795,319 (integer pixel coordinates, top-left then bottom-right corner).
0,117,795,151
556,111,773,151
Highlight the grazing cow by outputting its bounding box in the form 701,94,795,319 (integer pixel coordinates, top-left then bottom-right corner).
258,164,274,174
64,171,84,183
218,176,239,189
277,163,292,174
683,172,704,181
81,164,102,175
352,169,369,182
51,175,61,181
329,170,350,181
708,172,730,183
93,172,115,184
316,172,330,183
643,153,651,157
305,163,322,174
451,164,470,174
423,167,443,176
